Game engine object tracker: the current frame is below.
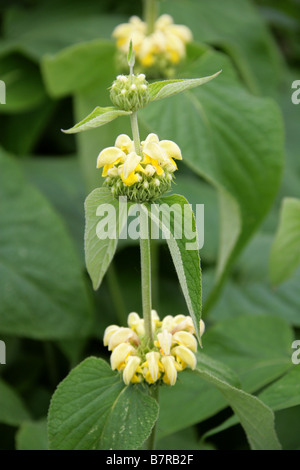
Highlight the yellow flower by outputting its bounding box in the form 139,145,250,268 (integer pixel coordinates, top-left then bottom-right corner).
112,14,193,72
123,356,142,385
172,331,197,352
156,329,173,356
145,351,161,383
104,312,201,385
110,342,136,371
161,355,177,385
103,325,120,346
108,327,140,351
172,345,197,370
97,133,182,189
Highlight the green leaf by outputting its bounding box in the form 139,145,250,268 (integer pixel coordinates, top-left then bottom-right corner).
0,150,93,339
270,198,300,285
62,106,131,134
0,379,30,426
204,314,293,392
1,0,126,60
85,187,129,290
258,367,300,412
158,314,293,438
162,0,283,96
41,40,116,98
143,194,202,342
201,363,300,445
0,54,46,113
149,72,221,102
16,420,48,450
140,49,284,312
193,362,281,450
48,357,159,450
21,156,86,257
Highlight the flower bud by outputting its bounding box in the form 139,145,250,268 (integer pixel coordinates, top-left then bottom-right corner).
110,74,150,111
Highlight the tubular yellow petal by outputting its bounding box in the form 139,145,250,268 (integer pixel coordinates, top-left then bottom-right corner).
115,134,134,154
161,355,177,385
146,351,160,382
121,170,140,186
171,316,195,334
165,31,186,58
157,329,173,356
103,325,120,346
155,14,174,30
172,345,197,370
172,331,197,352
168,24,193,43
143,142,167,164
110,343,135,370
123,356,141,385
161,315,175,332
142,133,160,146
200,319,205,337
108,327,140,351
112,23,133,38
97,147,126,168
159,140,182,160
122,152,142,180
128,312,141,328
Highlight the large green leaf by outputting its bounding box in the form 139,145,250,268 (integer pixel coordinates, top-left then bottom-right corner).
270,197,300,285
143,194,202,342
42,40,116,98
162,0,283,95
140,49,284,312
16,420,48,450
158,314,293,437
200,364,300,445
259,367,300,412
209,266,300,327
0,379,30,426
0,54,46,113
193,362,281,450
48,357,159,450
0,150,93,339
85,187,130,290
21,156,86,257
1,0,125,60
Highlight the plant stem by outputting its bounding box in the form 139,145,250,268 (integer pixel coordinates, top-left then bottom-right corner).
130,111,142,155
106,262,127,326
144,0,158,35
146,385,159,449
139,207,153,346
151,239,160,310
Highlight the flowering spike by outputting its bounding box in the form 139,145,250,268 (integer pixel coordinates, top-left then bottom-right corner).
104,312,203,385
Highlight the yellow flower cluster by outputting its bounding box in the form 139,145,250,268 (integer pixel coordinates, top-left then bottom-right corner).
113,14,193,72
97,133,182,187
103,311,205,386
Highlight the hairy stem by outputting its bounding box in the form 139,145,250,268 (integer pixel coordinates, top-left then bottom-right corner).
144,0,158,35
130,111,142,155
139,207,153,345
106,262,127,326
